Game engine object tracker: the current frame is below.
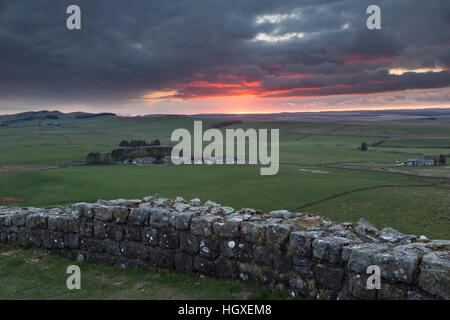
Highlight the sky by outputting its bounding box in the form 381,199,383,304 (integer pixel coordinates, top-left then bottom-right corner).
0,0,449,115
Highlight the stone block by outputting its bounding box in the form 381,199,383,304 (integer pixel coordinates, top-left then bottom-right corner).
154,248,175,269
93,220,107,239
80,219,93,237
241,222,266,244
379,283,407,300
213,219,240,238
347,272,376,300
191,215,219,237
25,213,47,229
142,227,158,246
293,257,315,277
128,208,149,225
237,242,254,262
67,217,80,233
193,255,215,274
112,206,129,223
347,243,389,273
11,211,27,227
314,264,345,291
199,238,220,260
175,251,193,272
216,256,237,278
94,206,113,222
312,236,353,264
149,208,171,228
82,238,106,253
125,226,141,242
180,232,199,253
254,246,272,266
159,230,179,249
64,234,80,249
266,223,291,248
274,255,293,273
290,231,323,257
106,224,123,242
419,252,450,299
221,239,239,258
173,212,195,230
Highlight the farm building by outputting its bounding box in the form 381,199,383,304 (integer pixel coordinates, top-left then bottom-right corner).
406,159,435,166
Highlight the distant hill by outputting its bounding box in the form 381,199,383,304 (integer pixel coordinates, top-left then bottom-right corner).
75,112,116,119
1,108,449,126
187,108,450,123
0,110,117,126
191,108,450,118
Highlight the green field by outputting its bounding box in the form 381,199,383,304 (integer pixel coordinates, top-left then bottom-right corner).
0,115,217,165
2,164,447,238
0,246,288,300
0,111,449,299
0,112,449,239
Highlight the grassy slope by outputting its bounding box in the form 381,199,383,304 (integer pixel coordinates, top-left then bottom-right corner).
0,116,449,239
1,164,447,238
0,246,288,300
308,185,450,239
0,116,218,165
0,114,449,299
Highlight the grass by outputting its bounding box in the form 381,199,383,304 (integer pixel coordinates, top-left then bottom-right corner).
0,113,449,299
0,246,289,300
379,138,450,148
0,164,448,238
308,185,450,239
0,116,218,165
2,116,449,166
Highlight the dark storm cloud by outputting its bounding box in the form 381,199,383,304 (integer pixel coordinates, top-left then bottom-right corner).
0,0,448,107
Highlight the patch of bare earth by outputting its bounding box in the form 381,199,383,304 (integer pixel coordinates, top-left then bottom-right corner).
0,196,24,205
0,165,59,175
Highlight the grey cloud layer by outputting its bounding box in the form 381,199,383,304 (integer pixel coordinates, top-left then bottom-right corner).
0,0,448,107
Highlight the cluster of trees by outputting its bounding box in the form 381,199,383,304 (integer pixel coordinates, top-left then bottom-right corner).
426,154,448,165
209,120,242,129
111,146,171,162
86,152,112,165
360,141,448,165
119,139,160,147
75,113,116,119
86,145,172,165
360,142,369,151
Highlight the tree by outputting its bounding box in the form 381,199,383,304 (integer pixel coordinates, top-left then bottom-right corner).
152,139,160,146
439,154,447,165
86,152,101,164
129,140,147,147
361,142,368,151
119,140,129,147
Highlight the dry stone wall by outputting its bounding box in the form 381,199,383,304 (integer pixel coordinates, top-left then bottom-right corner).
0,196,449,300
